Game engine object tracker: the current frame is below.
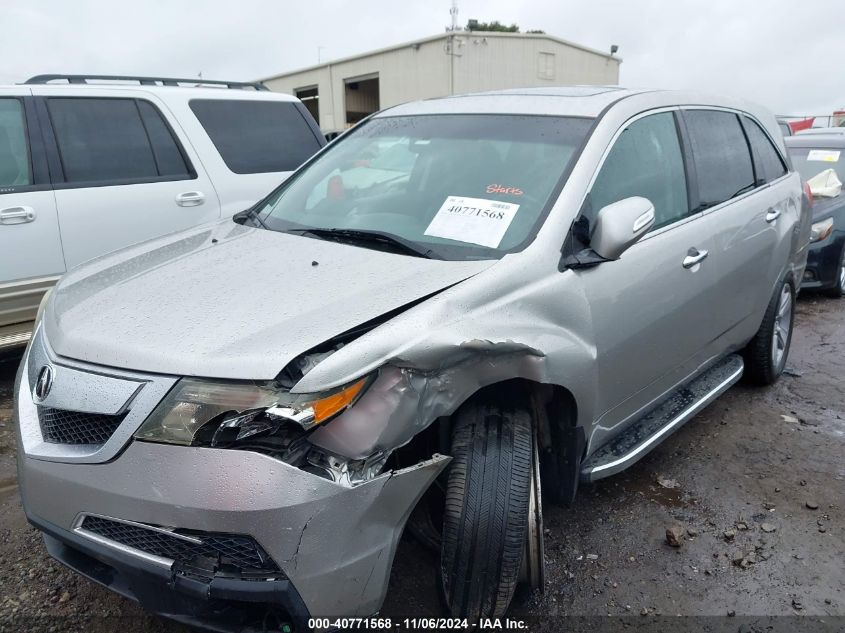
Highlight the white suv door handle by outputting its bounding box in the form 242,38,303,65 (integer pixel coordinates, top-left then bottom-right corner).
175,191,205,207
0,206,36,225
765,209,781,223
682,248,709,269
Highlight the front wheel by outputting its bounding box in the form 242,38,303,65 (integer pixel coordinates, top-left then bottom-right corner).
440,402,533,620
744,278,795,385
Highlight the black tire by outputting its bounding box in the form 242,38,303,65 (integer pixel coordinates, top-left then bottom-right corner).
822,245,845,298
743,277,795,385
440,402,532,621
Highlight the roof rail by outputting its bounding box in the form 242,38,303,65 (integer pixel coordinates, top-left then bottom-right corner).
24,74,268,91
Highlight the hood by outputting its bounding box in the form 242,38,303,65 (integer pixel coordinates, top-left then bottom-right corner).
45,221,494,380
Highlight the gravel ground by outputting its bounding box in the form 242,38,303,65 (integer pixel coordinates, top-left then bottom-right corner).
0,294,843,632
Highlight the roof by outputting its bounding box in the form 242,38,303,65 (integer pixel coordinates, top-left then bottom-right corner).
14,81,299,102
260,31,620,81
374,86,651,118
371,87,783,141
24,74,268,91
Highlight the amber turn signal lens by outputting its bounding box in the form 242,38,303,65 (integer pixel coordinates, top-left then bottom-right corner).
311,377,368,424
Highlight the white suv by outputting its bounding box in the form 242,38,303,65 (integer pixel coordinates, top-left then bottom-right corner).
0,74,324,350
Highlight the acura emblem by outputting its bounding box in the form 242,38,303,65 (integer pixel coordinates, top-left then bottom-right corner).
34,365,54,402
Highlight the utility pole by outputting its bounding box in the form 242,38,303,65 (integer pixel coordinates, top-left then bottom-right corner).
447,0,459,95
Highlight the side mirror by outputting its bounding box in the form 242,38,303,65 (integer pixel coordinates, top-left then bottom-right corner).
590,196,655,260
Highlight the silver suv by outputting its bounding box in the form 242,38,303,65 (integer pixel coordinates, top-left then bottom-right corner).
15,87,810,629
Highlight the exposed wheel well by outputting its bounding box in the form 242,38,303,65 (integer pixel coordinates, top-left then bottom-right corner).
395,378,584,507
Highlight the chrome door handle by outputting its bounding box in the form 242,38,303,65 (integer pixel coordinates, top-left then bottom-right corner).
682,248,709,269
0,206,36,225
175,191,205,207
765,209,781,223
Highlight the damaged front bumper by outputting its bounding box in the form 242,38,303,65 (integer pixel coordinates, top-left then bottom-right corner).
15,350,449,625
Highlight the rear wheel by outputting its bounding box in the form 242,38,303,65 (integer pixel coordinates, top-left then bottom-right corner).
440,402,533,620
823,246,845,298
744,278,795,385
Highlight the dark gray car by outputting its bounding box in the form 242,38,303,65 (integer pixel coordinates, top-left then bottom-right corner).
786,133,845,295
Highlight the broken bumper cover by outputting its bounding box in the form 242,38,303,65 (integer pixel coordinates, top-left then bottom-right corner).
15,362,449,622
801,234,845,289
28,513,310,632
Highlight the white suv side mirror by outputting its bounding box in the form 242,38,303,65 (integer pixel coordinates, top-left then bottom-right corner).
591,196,656,260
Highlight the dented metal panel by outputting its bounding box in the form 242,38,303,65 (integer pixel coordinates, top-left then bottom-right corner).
18,358,449,615
43,223,492,380
303,268,600,459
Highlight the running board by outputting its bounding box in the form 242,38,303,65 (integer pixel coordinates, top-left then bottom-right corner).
0,322,32,351
580,355,744,483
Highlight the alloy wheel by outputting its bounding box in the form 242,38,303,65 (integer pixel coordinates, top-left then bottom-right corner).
771,285,792,369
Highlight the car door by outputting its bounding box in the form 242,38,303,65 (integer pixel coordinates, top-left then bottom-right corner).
739,114,799,307
0,90,64,329
31,90,222,269
574,110,723,447
680,109,790,346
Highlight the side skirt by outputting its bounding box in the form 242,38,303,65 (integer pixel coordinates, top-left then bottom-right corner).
580,355,744,483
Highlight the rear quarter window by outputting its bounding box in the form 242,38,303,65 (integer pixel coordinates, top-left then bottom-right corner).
683,110,755,209
190,99,322,175
743,117,788,183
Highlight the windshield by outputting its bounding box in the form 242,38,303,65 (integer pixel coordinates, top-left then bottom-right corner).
790,146,845,188
253,114,592,260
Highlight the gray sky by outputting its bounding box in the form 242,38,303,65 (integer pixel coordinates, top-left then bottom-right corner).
2,0,842,116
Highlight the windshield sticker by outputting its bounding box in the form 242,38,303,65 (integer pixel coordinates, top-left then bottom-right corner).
424,196,519,248
486,183,524,196
807,149,841,163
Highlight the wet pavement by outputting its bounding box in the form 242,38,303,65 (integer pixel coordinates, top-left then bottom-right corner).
0,294,843,631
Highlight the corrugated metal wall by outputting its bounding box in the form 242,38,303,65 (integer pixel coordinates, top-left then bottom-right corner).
454,34,619,92
264,33,620,132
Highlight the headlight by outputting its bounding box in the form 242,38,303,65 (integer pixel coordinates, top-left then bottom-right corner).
135,375,371,446
810,217,834,242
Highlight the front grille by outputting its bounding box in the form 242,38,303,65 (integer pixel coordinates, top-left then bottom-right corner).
80,515,280,573
37,407,126,445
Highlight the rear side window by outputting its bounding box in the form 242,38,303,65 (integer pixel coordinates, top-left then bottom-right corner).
137,101,192,178
588,112,689,231
743,117,788,183
190,99,321,174
683,110,755,209
47,98,191,184
0,98,31,188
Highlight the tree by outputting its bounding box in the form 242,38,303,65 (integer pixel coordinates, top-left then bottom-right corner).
465,20,519,32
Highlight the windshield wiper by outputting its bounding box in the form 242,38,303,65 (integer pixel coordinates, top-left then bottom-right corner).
286,227,442,259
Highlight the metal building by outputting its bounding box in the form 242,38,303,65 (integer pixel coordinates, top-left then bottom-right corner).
261,31,621,134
